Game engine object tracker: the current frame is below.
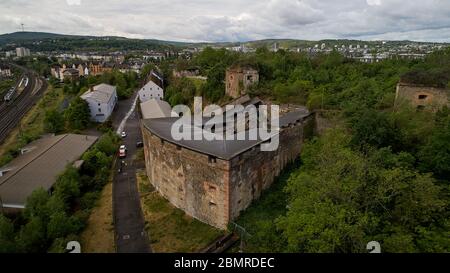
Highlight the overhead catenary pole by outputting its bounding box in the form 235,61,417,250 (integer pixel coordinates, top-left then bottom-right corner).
231,222,251,253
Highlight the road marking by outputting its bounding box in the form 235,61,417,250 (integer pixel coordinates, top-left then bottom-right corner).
117,95,139,135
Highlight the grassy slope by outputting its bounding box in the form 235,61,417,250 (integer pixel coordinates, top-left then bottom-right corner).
80,182,115,253
0,85,65,165
137,170,224,253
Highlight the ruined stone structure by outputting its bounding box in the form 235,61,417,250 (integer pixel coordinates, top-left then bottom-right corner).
395,82,450,111
140,109,314,229
225,65,259,99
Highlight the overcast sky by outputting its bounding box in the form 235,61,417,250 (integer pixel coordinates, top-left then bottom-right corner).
1,0,450,42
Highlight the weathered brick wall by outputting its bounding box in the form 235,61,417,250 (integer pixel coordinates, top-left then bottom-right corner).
225,70,243,99
228,115,315,221
395,83,450,110
141,124,231,229
226,69,259,99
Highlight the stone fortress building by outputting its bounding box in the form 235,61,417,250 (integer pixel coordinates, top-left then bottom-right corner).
140,95,315,229
395,82,450,111
225,65,259,99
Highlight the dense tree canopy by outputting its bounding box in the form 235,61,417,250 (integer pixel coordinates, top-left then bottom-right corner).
277,130,449,253
64,97,91,131
44,109,65,133
234,46,450,253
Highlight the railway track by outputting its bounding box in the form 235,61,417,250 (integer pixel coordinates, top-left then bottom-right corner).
0,66,48,144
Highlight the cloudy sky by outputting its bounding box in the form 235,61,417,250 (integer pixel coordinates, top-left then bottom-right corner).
1,0,450,42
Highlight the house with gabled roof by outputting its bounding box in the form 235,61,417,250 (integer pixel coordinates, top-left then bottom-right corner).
81,83,118,123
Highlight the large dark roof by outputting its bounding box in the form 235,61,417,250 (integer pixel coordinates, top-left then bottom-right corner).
0,134,98,208
142,109,311,160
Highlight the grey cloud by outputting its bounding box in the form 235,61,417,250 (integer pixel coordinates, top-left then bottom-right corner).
0,0,449,42
266,0,325,26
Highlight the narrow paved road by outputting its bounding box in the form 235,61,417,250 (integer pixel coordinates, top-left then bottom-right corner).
111,93,151,253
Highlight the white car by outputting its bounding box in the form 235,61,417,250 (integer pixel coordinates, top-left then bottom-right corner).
119,145,127,158
121,131,127,138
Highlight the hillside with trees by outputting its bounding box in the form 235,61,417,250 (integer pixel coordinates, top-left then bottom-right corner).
205,47,450,253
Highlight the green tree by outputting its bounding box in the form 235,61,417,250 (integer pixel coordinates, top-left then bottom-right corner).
44,109,65,133
17,216,47,253
349,109,400,150
277,131,374,253
95,131,119,156
418,109,450,179
277,130,447,253
54,167,81,203
24,188,50,220
81,149,111,177
165,77,197,106
64,97,90,131
0,215,17,253
141,63,156,79
47,212,79,240
201,63,226,103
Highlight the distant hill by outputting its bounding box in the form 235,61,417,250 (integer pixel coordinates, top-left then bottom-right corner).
0,31,190,45
0,31,448,52
0,31,190,51
0,32,86,44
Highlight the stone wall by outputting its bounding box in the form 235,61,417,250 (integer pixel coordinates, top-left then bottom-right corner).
142,124,231,228
141,114,315,229
395,83,450,111
228,114,314,220
225,70,242,99
225,68,259,99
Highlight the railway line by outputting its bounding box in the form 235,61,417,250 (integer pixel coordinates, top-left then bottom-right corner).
0,65,48,143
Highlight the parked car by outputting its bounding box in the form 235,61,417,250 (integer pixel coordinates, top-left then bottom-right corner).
136,140,143,148
119,145,127,158
121,131,127,138
118,160,123,173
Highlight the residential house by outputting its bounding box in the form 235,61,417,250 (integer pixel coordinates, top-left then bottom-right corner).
77,63,89,76
16,47,31,57
0,65,12,77
88,62,114,76
62,68,80,81
139,72,164,102
50,65,62,79
81,83,118,123
88,62,104,76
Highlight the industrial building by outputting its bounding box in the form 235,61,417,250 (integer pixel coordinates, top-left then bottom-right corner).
140,99,314,229
0,134,98,211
